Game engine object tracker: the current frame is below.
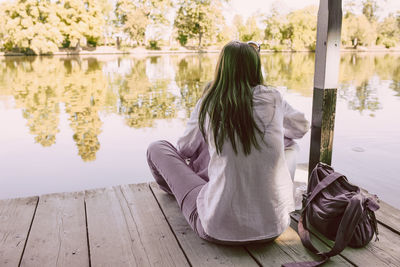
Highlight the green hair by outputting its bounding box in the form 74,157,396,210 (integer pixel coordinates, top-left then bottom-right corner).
199,41,264,155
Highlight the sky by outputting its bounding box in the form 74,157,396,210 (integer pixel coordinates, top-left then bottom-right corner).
226,0,400,23
0,0,399,24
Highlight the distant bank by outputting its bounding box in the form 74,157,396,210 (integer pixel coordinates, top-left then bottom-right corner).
1,45,400,57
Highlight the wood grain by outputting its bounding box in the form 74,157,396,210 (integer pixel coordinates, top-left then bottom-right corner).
118,184,188,266
0,196,38,267
20,192,89,267
247,222,352,266
292,211,400,266
150,183,258,266
85,185,188,266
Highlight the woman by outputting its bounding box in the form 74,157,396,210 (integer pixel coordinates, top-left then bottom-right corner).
147,41,309,244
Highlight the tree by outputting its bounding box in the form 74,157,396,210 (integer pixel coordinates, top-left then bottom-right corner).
174,0,224,48
2,0,63,54
362,0,378,23
240,15,262,42
263,6,317,51
216,24,235,45
0,3,6,50
264,12,284,49
284,6,317,51
377,14,399,48
342,13,377,47
233,14,245,40
114,0,148,46
56,0,110,48
114,0,173,46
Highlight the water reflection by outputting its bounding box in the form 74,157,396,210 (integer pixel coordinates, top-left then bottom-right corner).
263,53,315,96
175,55,215,116
117,57,177,128
0,53,399,162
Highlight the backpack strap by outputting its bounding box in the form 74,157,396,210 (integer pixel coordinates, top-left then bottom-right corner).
303,171,345,210
282,172,364,266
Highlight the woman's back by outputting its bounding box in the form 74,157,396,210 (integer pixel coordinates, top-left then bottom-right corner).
196,85,305,241
148,41,309,245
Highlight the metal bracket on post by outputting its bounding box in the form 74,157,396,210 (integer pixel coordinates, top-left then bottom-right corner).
308,0,343,175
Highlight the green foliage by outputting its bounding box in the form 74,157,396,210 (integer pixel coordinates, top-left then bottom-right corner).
148,40,161,50
342,13,377,47
115,0,148,45
285,6,317,51
0,0,398,52
237,16,262,42
264,6,317,51
56,0,109,48
264,13,284,49
177,34,188,46
174,0,224,47
362,0,378,23
377,14,399,48
216,25,235,45
0,0,109,53
114,0,172,46
62,35,71,48
1,0,63,54
87,36,100,47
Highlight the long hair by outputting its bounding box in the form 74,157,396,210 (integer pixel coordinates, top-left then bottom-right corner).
199,41,264,155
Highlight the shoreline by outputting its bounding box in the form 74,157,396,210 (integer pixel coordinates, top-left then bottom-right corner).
1,46,400,57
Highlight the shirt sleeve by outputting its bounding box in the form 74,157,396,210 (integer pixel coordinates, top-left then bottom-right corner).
176,99,203,158
283,99,310,139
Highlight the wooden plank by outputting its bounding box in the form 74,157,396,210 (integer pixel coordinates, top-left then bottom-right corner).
20,192,89,267
150,183,258,266
247,222,352,266
362,189,400,235
376,201,400,235
85,185,188,267
0,196,38,267
292,212,400,266
118,184,188,266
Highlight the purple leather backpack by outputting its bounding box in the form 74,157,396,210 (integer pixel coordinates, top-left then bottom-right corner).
284,162,380,266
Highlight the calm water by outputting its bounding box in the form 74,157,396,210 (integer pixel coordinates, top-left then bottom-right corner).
0,53,399,208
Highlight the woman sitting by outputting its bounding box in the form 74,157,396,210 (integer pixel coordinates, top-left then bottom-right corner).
147,40,309,244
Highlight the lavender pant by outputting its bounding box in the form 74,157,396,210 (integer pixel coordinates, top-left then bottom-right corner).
147,139,296,245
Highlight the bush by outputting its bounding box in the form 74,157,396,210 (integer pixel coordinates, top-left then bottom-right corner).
86,36,99,47
271,44,286,52
177,34,188,46
381,38,396,48
62,36,71,48
148,40,160,50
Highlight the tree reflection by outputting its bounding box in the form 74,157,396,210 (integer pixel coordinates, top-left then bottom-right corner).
1,56,108,161
374,54,400,97
117,58,177,128
262,53,315,96
339,54,381,116
174,55,214,116
63,57,108,161
1,53,399,162
5,57,62,147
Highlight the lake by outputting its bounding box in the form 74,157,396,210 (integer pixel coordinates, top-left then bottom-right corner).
0,52,399,209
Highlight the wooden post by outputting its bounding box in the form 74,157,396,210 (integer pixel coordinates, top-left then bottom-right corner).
308,0,342,175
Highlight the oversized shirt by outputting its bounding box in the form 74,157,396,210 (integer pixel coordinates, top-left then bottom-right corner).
177,85,310,242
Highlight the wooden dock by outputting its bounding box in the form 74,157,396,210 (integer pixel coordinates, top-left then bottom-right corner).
1,182,399,266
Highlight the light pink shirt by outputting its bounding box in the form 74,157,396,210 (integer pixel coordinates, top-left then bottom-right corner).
177,85,310,242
